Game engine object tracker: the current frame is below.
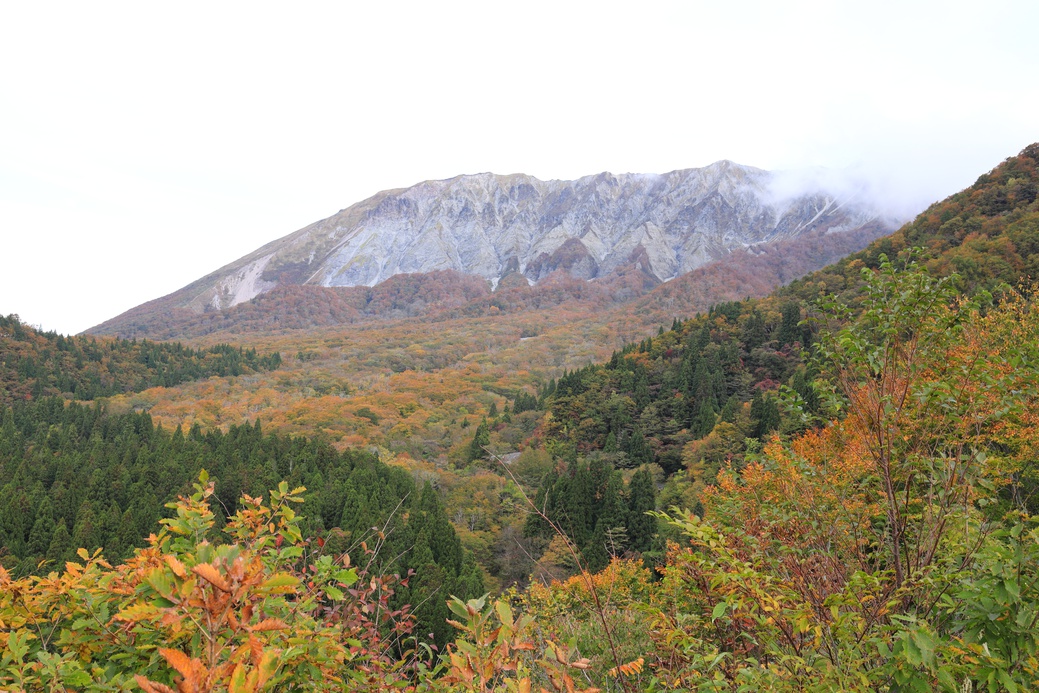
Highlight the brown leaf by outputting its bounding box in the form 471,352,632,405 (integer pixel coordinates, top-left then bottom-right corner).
250,618,288,632
134,675,177,693
164,555,187,578
192,562,231,592
248,635,263,667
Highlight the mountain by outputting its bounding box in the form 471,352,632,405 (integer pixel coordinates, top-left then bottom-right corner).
534,143,1039,479
88,161,902,337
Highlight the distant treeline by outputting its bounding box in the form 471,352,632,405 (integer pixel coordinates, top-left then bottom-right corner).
0,314,282,403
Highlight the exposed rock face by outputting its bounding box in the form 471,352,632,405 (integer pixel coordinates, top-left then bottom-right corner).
91,160,903,328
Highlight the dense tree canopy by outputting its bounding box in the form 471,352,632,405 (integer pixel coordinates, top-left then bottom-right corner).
0,396,482,647
0,315,281,404
1,145,1038,690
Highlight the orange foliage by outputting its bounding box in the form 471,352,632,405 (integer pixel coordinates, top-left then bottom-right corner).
704,422,878,568
525,558,653,616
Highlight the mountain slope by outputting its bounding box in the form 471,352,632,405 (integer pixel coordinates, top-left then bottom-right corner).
530,143,1039,478
0,314,281,404
88,162,902,337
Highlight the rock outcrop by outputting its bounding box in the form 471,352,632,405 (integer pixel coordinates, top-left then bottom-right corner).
89,160,904,335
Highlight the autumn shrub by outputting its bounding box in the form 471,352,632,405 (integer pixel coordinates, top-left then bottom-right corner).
433,593,612,693
520,559,655,690
640,256,1039,691
0,473,417,692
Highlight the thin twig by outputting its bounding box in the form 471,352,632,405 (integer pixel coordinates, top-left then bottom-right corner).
488,447,637,693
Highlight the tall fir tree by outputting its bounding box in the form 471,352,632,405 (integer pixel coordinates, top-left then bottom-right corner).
627,467,657,553
466,419,491,463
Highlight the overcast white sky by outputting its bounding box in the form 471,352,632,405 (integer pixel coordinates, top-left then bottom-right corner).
1,1,1036,335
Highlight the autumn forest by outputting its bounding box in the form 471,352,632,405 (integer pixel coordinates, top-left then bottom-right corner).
2,144,1039,691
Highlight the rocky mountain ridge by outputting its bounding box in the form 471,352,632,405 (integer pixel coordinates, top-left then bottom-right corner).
89,161,903,336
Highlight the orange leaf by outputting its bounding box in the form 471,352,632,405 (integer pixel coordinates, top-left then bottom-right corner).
134,675,177,693
248,635,263,667
192,563,231,592
608,657,644,677
158,648,194,681
165,555,187,578
250,618,288,632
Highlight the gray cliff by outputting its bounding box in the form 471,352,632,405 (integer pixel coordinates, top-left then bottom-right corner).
132,161,905,314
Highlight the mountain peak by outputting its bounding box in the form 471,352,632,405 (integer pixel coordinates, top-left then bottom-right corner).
88,162,904,336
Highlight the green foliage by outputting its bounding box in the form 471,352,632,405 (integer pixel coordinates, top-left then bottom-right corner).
0,397,482,646
639,254,1039,691
0,475,413,692
0,315,281,405
523,458,656,573
466,419,491,463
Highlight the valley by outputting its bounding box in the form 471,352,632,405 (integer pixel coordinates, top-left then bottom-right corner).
2,145,1038,690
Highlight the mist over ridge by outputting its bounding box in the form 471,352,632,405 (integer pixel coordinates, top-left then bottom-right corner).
88,159,904,337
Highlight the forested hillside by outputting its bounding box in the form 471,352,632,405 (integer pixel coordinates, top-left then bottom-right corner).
1,145,1038,691
0,315,281,404
0,396,482,647
505,143,1039,515
89,222,890,475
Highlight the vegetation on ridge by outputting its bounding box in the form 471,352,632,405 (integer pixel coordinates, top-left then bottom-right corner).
1,145,1038,690
0,316,282,405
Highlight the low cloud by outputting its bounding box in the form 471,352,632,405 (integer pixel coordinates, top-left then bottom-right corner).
766,162,936,226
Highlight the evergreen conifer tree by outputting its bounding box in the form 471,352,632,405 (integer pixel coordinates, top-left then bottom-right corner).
627,467,657,553
750,391,781,439
719,394,740,423
627,428,652,466
466,419,491,463
582,523,610,573
46,520,71,565
692,397,717,439
778,302,802,346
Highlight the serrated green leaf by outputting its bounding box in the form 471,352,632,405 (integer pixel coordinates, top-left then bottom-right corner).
447,597,470,620
258,573,299,594
912,629,936,667
60,667,92,686
902,637,922,666
332,568,357,585
998,669,1018,693
278,546,304,560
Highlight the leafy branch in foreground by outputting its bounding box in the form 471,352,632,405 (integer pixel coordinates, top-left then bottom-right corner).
0,472,414,692
642,256,1039,691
